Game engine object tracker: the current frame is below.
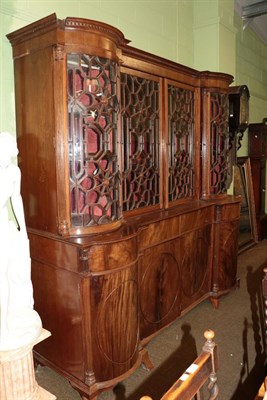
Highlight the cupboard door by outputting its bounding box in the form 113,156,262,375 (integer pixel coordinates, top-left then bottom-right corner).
32,260,85,381
180,225,212,311
217,221,239,291
139,239,181,340
139,224,212,340
89,265,139,381
213,204,240,293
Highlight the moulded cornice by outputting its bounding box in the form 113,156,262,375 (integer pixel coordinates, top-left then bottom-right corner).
63,17,130,47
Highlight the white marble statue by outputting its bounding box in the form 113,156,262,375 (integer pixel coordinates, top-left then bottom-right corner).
0,132,42,351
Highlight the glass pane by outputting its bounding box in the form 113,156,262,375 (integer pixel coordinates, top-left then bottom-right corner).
67,54,121,228
121,73,160,211
168,85,195,201
210,93,230,195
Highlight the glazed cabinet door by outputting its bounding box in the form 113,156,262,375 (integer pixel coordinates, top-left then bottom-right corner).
166,80,200,206
65,52,122,236
120,67,162,213
201,86,232,198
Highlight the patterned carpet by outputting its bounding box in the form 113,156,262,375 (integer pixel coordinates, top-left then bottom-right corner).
36,240,267,400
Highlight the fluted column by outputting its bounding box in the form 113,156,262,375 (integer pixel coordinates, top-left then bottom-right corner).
0,329,56,400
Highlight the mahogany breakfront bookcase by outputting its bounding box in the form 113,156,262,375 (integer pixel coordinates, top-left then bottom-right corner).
7,14,240,400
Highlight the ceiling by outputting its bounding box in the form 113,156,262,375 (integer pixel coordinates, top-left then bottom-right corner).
235,0,267,45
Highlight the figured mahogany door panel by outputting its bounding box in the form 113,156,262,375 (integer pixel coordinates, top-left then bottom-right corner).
89,265,139,381
139,239,181,340
216,221,239,292
31,260,84,381
180,225,212,311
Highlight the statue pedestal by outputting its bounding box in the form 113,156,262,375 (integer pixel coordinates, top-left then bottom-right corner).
0,328,56,400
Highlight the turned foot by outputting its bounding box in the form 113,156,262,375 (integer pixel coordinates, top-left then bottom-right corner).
140,348,154,371
210,297,219,309
80,393,98,400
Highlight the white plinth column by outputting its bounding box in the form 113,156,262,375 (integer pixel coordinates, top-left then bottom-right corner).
0,329,56,400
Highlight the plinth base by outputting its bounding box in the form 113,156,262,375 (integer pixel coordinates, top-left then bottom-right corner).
38,386,57,399
0,328,56,400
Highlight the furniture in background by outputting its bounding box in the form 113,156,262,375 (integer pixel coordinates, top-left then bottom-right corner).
263,268,267,365
248,122,267,240
233,157,258,253
254,268,267,400
7,14,240,400
228,85,250,154
228,85,255,253
140,330,218,400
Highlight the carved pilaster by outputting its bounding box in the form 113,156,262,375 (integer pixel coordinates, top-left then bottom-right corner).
53,44,65,61
79,248,90,273
215,205,222,224
58,219,69,236
211,206,222,300
85,370,96,386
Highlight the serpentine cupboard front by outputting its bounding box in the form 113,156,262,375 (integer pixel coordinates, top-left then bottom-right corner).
7,14,240,400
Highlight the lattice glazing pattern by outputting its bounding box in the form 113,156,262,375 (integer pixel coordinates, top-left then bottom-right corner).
168,85,194,201
210,92,230,194
121,73,160,211
67,54,121,227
